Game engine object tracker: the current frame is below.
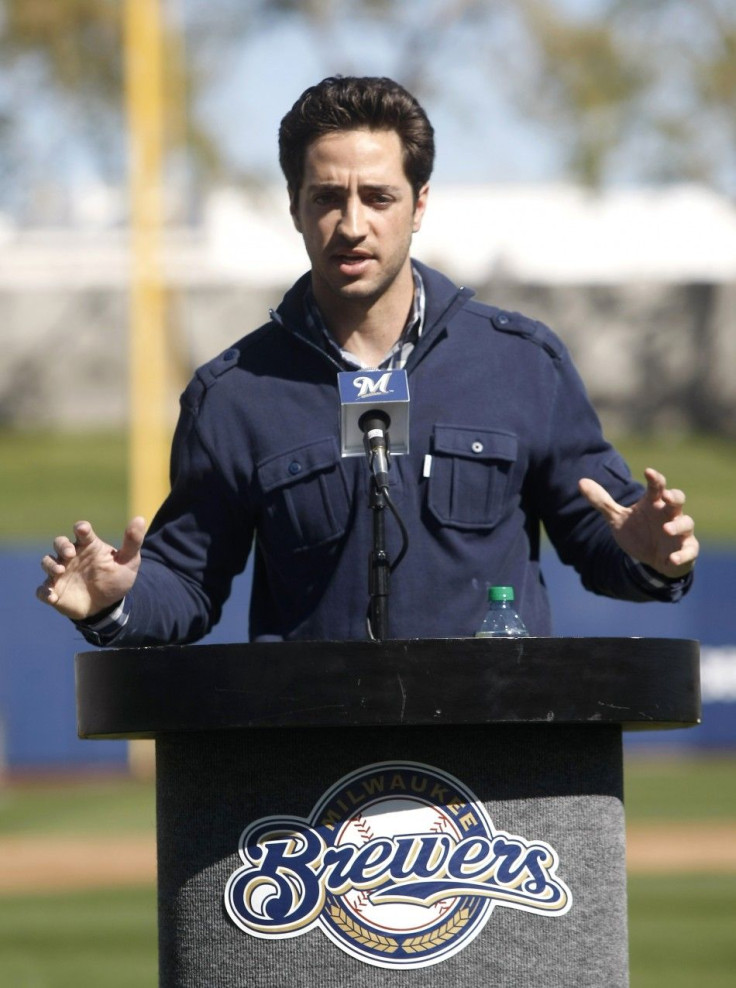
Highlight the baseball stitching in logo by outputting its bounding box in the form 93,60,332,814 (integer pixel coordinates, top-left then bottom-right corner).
224,761,572,969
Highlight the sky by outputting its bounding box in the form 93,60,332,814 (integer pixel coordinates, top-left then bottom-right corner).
192,7,566,188
179,0,733,195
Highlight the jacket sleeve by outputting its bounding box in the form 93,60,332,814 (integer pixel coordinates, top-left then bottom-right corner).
93,374,255,646
534,341,692,603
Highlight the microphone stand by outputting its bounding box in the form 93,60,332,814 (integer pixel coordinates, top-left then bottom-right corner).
359,411,409,642
367,475,390,641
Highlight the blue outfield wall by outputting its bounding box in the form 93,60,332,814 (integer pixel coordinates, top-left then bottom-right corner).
1,546,735,772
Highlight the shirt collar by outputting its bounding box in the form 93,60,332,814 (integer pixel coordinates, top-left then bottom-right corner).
303,265,426,370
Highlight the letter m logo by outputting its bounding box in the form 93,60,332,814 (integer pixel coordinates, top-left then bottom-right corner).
354,373,392,399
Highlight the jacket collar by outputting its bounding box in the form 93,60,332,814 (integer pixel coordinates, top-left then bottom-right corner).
274,261,475,359
411,260,474,342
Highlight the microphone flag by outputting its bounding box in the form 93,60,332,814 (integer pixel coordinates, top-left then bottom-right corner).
338,369,410,457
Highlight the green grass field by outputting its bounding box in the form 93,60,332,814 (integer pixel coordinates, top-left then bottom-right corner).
0,430,129,543
0,887,158,988
2,878,733,987
1,429,735,544
625,757,736,986
629,874,735,988
0,757,734,987
2,877,733,988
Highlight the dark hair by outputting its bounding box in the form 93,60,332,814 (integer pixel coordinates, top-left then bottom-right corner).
279,76,435,204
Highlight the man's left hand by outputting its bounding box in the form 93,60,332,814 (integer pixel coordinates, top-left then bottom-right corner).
579,467,699,579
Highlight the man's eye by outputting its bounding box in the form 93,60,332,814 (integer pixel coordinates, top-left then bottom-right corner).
314,193,338,205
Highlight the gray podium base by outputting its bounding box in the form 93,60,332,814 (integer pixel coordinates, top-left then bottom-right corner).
156,723,628,988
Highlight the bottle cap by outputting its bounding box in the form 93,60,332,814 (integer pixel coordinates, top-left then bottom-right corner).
488,586,515,602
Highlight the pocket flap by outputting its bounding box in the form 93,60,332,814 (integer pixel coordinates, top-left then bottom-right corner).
258,437,340,494
433,425,517,462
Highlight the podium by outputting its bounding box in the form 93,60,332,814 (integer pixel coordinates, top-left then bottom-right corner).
76,637,700,988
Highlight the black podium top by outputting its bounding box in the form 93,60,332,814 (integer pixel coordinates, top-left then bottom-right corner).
75,637,700,740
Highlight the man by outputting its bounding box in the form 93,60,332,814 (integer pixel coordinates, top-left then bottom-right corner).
37,76,698,644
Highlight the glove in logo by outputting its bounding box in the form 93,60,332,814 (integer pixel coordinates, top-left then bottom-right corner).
224,761,572,969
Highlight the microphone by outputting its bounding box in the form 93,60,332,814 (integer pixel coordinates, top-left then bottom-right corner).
359,409,391,489
338,371,412,638
338,369,410,461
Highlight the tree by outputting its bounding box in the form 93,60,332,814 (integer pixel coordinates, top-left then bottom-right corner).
1,0,734,221
603,0,736,192
191,0,736,194
0,0,219,220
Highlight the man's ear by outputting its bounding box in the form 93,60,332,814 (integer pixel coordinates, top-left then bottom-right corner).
412,183,430,233
289,189,302,233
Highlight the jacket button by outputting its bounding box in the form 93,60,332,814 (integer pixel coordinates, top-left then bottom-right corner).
497,314,508,325
472,441,484,454
288,461,302,475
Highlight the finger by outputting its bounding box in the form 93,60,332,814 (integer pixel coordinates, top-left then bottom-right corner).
578,478,626,521
72,520,95,547
663,513,695,539
36,580,59,606
115,516,146,565
52,536,76,561
668,531,699,567
643,467,667,500
657,485,688,524
662,487,686,509
40,553,66,578
669,539,699,569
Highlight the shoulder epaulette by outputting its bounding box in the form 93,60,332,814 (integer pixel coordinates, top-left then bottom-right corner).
192,346,241,390
208,347,241,379
466,301,564,361
181,347,241,413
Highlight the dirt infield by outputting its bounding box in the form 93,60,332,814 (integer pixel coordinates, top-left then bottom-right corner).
1,823,735,895
627,822,736,873
0,834,156,894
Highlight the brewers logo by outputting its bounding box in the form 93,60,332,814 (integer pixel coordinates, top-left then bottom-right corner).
224,761,572,969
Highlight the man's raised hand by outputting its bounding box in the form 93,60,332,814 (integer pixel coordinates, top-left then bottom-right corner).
579,467,698,580
37,517,146,621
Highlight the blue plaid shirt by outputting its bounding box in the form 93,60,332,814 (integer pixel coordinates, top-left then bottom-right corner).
303,265,426,370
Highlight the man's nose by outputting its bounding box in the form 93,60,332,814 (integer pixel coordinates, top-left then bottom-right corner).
338,197,368,240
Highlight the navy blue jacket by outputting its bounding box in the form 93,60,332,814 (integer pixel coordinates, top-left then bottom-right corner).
107,262,689,644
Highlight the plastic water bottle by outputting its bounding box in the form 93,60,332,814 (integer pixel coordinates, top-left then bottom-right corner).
475,586,529,638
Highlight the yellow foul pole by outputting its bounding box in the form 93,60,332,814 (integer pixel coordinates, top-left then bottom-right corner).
124,0,170,525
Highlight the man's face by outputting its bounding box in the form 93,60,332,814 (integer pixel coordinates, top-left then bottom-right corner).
291,128,428,314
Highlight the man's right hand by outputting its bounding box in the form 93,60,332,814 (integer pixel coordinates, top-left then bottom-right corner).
37,517,146,621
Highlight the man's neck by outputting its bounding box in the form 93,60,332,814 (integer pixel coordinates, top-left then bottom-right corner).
312,268,415,368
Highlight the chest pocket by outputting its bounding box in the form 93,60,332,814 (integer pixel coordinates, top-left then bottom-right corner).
257,437,350,553
428,425,517,530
